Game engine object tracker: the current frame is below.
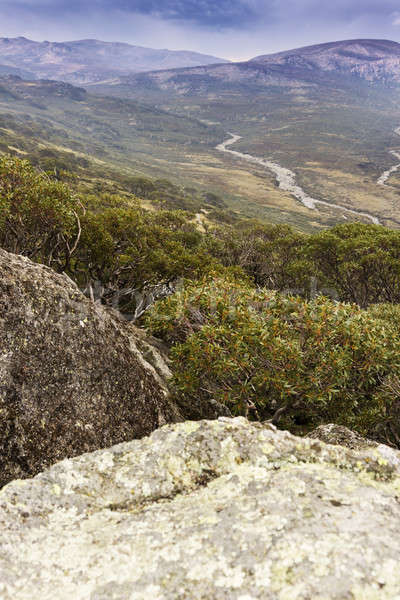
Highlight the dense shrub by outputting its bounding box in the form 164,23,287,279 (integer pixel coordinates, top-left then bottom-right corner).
145,275,400,444
72,206,224,313
208,221,400,307
0,157,227,313
0,154,80,267
207,221,309,291
304,223,400,306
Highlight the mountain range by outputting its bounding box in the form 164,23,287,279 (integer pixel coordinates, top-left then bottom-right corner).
252,39,400,84
90,39,400,101
1,37,399,92
0,37,228,84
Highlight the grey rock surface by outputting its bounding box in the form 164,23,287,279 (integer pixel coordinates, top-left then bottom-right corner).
306,423,378,450
0,248,180,487
1,417,400,599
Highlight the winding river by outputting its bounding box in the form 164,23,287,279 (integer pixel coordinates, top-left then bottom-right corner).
377,127,400,187
216,133,381,225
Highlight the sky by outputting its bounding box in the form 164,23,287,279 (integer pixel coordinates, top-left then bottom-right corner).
1,0,400,61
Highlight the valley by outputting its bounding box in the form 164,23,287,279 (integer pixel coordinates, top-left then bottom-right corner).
1,38,400,231
217,132,381,224
87,39,400,229
377,126,400,186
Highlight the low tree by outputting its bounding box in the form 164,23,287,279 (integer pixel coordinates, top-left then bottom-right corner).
207,221,310,292
305,223,400,306
0,154,80,268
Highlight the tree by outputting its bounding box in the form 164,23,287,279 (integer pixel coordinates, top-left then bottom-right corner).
0,154,80,268
207,221,309,292
305,223,400,306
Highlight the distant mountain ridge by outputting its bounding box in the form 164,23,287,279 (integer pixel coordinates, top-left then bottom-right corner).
251,39,400,84
89,38,400,101
0,37,229,84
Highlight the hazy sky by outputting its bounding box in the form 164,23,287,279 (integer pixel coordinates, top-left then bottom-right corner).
1,0,400,60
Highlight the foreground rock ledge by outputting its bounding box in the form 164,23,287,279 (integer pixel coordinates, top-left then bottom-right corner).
1,418,400,599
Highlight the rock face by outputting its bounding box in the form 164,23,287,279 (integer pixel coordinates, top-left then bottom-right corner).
1,417,400,599
307,423,378,450
0,248,180,487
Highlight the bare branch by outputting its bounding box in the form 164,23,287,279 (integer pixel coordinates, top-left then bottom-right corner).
68,210,82,257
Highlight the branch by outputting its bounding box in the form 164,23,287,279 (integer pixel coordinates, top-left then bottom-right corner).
269,403,289,425
68,210,81,257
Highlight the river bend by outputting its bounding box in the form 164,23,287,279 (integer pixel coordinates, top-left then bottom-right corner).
216,133,380,225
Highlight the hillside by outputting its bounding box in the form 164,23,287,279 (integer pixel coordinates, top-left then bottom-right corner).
2,40,400,230
252,39,400,85
87,39,400,229
0,37,229,84
0,75,232,215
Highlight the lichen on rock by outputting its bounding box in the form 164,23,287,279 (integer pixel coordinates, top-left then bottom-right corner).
0,248,181,487
1,417,400,598
306,423,378,450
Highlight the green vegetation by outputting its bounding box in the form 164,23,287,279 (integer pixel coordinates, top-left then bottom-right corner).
145,275,400,446
207,221,400,306
93,69,400,229
0,155,229,314
1,73,400,231
2,154,400,447
0,155,80,266
305,223,400,306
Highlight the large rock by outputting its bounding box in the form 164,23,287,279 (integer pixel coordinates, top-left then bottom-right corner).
1,417,400,599
0,248,180,487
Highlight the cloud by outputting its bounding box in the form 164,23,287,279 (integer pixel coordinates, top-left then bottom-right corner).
8,0,265,27
5,0,400,29
1,0,400,61
117,0,261,26
393,12,400,26
119,0,400,28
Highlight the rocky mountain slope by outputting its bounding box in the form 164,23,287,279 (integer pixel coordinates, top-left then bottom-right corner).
252,39,400,85
0,248,181,487
93,38,400,100
0,37,228,84
1,416,400,598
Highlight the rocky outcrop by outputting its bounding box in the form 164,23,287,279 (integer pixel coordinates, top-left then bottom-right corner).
1,417,400,599
0,248,180,487
307,423,378,450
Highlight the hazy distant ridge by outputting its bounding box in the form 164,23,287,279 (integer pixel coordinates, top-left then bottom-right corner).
0,36,229,84
251,39,400,84
97,38,400,98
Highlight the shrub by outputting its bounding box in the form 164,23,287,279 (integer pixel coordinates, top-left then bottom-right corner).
207,221,310,291
0,154,80,268
305,223,400,306
146,275,400,443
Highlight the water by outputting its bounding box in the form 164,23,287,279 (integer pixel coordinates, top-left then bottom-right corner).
377,127,400,187
216,133,380,225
